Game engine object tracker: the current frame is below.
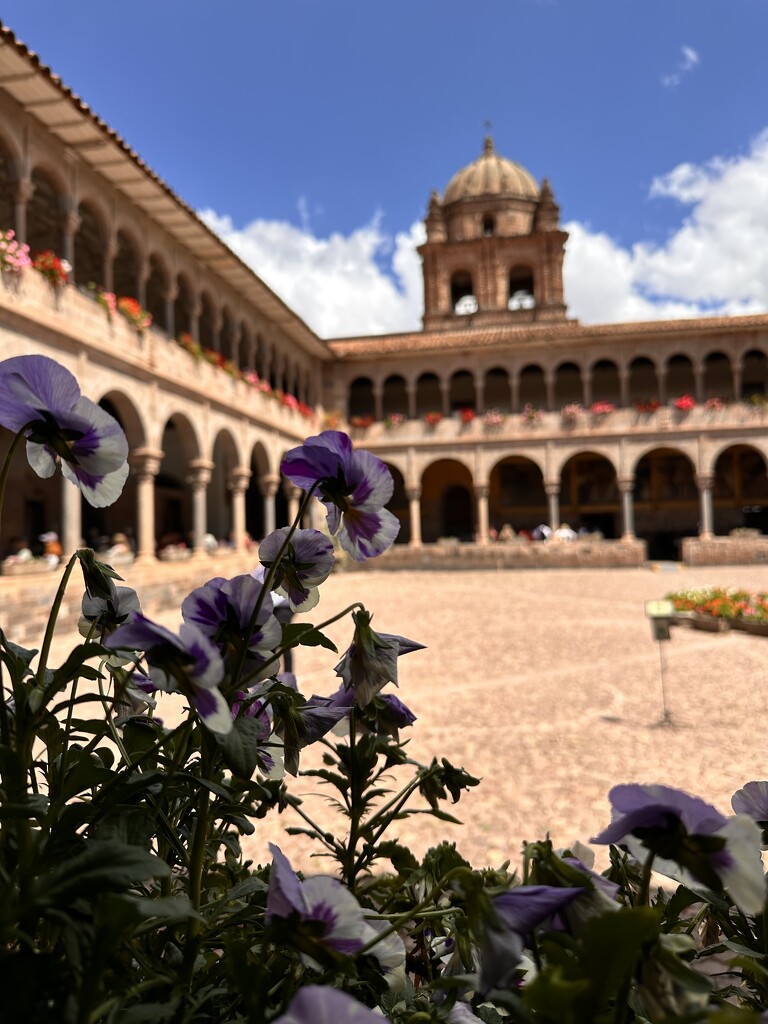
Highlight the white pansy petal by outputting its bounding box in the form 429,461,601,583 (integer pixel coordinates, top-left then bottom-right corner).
26,441,56,478
717,815,766,915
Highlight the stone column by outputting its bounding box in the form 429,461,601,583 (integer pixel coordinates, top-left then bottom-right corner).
406,486,422,547
136,258,150,312
228,467,251,553
617,477,636,539
164,284,177,339
406,380,417,421
733,362,743,403
582,369,593,409
545,370,555,412
102,237,116,294
190,297,202,344
511,374,520,414
129,448,162,563
658,363,668,406
545,482,560,532
60,475,82,559
260,474,279,538
63,210,81,270
474,484,490,545
14,179,33,245
188,458,214,556
697,473,715,538
693,364,704,404
619,369,630,409
439,378,450,417
474,373,485,415
373,383,383,423
285,483,302,528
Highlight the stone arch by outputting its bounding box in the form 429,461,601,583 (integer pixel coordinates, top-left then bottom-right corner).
421,458,475,543
518,363,546,410
485,367,511,411
0,134,18,233
415,371,442,418
174,273,195,338
157,412,201,548
145,252,170,332
384,462,409,544
489,455,547,535
508,264,535,309
702,351,732,400
742,349,768,399
451,270,477,314
220,307,236,363
590,358,621,405
207,429,239,543
246,440,270,542
28,165,66,256
199,291,217,351
82,390,146,551
449,368,475,412
712,444,768,536
382,374,408,418
632,446,698,560
348,376,375,419
113,227,141,299
560,451,620,537
74,198,107,288
554,361,582,406
665,353,695,400
628,356,659,404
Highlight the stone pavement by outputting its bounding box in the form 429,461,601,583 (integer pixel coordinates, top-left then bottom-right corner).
39,564,768,874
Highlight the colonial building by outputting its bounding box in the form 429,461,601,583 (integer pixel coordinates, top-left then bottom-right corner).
2,22,768,567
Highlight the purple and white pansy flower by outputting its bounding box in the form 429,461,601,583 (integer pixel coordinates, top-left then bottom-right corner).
592,783,765,915
0,354,129,506
266,844,404,973
281,430,399,560
104,613,230,735
259,527,335,612
732,781,768,848
271,986,385,1024
334,608,425,708
181,572,281,665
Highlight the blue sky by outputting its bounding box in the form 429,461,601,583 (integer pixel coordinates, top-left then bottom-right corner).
4,2,768,336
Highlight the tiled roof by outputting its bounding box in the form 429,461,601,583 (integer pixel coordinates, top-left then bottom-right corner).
329,313,768,359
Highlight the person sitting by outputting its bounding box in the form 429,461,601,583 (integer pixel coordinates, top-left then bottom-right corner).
39,531,63,567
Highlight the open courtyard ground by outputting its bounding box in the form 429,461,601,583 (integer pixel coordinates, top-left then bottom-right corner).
45,563,768,872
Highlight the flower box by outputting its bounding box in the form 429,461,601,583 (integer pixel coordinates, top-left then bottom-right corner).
731,619,768,636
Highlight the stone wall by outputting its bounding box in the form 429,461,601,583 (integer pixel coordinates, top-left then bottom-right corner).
682,536,768,566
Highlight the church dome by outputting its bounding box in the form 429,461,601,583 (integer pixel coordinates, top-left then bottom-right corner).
444,137,539,204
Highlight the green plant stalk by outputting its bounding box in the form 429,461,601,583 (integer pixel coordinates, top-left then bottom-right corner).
343,706,363,890
181,742,213,988
0,425,32,536
637,849,656,906
36,551,79,689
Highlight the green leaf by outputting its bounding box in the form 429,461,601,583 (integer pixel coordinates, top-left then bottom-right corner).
77,548,123,599
281,622,338,652
220,716,265,779
581,905,661,1006
33,839,170,906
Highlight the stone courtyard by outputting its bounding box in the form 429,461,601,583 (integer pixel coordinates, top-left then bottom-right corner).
38,562,768,873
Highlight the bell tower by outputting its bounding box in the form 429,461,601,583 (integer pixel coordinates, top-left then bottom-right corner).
418,138,569,331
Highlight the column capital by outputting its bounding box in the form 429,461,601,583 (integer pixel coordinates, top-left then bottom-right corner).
473,484,490,499
617,477,635,493
15,178,33,204
282,480,302,500
228,467,252,493
696,473,714,490
405,486,421,502
129,447,163,478
64,210,81,236
188,458,214,489
544,481,560,497
260,473,280,498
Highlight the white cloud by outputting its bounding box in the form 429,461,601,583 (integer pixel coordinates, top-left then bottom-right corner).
662,44,700,87
201,129,768,336
199,208,425,338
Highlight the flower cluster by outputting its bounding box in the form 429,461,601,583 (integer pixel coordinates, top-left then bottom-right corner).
32,249,70,287
424,409,443,427
590,399,615,416
561,402,583,420
482,407,505,427
385,411,405,429
705,396,725,411
349,414,374,429
634,398,660,413
0,229,31,274
666,585,768,622
117,296,152,334
521,402,540,423
674,393,696,412
458,407,476,424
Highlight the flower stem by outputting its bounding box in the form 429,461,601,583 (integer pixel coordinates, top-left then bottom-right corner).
637,849,656,906
0,425,32,537
36,552,79,689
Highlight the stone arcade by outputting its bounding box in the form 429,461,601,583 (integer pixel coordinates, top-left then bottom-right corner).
1,22,768,569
